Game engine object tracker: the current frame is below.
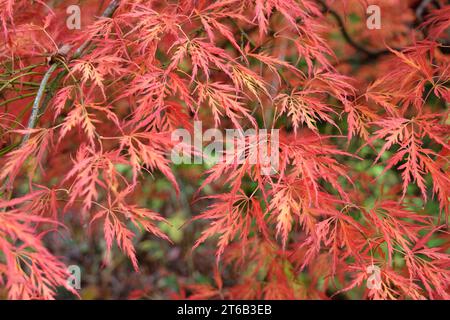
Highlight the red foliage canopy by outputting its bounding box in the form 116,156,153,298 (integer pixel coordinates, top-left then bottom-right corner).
0,0,449,299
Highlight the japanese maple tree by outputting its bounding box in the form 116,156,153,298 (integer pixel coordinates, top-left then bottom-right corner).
0,0,449,300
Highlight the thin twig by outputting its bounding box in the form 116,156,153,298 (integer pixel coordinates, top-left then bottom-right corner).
72,0,121,59
316,0,398,59
0,92,45,107
416,0,433,22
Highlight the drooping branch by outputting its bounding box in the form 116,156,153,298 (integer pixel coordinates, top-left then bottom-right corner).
416,0,433,21
20,63,58,146
72,0,121,59
316,0,393,59
415,0,442,21
20,0,121,146
1,0,122,196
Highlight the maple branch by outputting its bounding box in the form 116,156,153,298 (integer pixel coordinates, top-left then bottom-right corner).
20,63,58,146
316,0,397,60
317,0,375,57
72,0,121,59
416,0,433,21
414,0,442,22
0,92,48,108
20,0,121,146
1,0,122,198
